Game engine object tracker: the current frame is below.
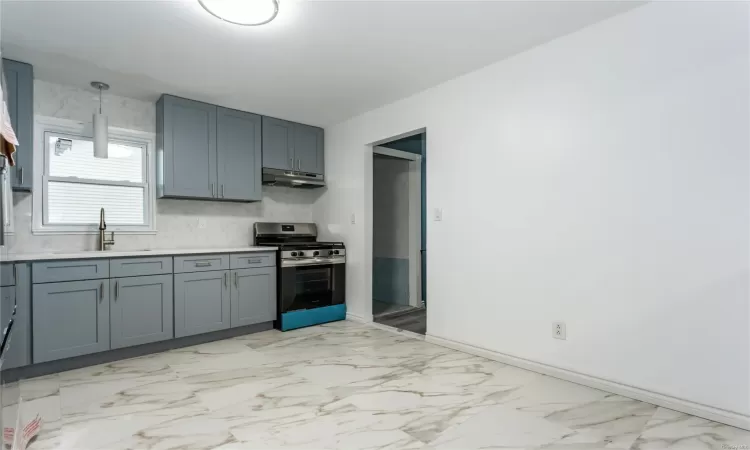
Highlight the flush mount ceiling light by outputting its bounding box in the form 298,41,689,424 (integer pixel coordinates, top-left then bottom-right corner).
198,0,279,26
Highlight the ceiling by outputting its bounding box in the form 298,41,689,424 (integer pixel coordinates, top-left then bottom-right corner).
1,1,641,126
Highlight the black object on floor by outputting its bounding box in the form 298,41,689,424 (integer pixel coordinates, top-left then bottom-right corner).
374,308,426,335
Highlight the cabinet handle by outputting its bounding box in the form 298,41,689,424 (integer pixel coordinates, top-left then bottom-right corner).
115,281,119,300
99,282,104,301
194,261,212,267
247,259,261,264
210,183,215,197
289,157,293,169
297,159,301,171
12,265,16,285
234,271,238,288
224,272,228,288
18,168,23,185
221,184,225,198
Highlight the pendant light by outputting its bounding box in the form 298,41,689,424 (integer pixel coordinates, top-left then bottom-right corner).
91,81,109,159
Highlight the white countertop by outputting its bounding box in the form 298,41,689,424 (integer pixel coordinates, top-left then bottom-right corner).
3,247,278,262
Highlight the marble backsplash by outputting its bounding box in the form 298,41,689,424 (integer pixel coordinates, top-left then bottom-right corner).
8,186,321,253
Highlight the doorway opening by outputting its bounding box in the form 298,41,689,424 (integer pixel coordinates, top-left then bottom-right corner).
371,132,426,335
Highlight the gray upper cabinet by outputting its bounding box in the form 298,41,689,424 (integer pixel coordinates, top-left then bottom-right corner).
3,59,33,191
110,275,173,349
262,117,324,176
217,108,262,201
230,267,276,328
33,280,110,363
157,95,218,199
294,123,324,175
174,271,230,338
262,117,294,171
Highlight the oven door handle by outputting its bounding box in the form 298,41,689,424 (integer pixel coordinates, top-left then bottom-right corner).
281,256,346,268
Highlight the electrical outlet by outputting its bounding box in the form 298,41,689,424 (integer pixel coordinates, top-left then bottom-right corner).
434,208,443,221
552,322,566,340
197,218,207,229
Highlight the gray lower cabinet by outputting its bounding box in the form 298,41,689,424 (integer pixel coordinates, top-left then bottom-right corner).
230,267,276,328
33,280,110,363
3,264,30,369
110,275,173,349
174,270,230,338
1,286,18,367
3,59,33,191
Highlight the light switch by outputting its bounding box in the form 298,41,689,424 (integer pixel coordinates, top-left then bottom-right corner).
350,213,356,224
433,208,442,221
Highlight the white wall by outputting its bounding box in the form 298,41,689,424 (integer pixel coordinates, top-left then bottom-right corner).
373,155,410,260
314,1,750,422
9,80,319,253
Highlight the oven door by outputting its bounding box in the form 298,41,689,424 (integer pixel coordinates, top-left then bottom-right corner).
279,257,345,313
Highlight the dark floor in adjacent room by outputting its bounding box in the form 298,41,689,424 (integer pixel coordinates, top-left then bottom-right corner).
374,307,426,335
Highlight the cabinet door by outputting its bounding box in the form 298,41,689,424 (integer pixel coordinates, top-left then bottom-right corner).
159,95,217,199
261,117,294,171
217,108,262,201
2,59,33,191
0,286,18,368
294,123,324,175
174,271,230,338
110,275,173,349
230,267,276,328
33,280,110,363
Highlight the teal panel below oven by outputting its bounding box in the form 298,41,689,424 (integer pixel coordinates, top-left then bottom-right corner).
280,304,347,331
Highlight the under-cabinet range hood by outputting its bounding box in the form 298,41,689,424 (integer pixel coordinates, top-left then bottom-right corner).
262,168,325,188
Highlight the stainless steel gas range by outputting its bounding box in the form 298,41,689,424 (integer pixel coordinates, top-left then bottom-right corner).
253,223,346,331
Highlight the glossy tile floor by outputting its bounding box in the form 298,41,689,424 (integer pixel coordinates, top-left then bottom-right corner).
5,321,750,449
374,308,427,335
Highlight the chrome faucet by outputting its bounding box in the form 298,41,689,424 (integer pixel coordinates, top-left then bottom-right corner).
99,208,115,251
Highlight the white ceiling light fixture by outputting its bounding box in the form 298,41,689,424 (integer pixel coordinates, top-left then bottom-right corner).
198,0,279,26
91,81,109,159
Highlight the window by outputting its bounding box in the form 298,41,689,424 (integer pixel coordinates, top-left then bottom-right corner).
33,117,155,234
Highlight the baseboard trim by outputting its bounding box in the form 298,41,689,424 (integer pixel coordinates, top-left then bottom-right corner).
425,334,750,431
346,312,372,323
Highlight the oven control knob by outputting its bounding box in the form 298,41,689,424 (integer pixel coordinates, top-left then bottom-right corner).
328,250,334,255
291,252,298,257
298,251,305,257
333,250,340,255
313,251,320,256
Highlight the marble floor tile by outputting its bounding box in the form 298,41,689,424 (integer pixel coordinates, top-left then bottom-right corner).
431,403,602,450
7,322,748,450
631,407,750,450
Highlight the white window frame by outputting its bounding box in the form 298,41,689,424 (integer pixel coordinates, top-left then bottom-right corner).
32,116,157,235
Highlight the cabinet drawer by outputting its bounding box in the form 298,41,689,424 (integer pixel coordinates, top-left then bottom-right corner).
230,252,275,269
1,264,15,286
110,257,173,278
33,259,109,283
173,254,229,273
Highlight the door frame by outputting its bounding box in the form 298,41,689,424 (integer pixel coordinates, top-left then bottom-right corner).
372,146,423,309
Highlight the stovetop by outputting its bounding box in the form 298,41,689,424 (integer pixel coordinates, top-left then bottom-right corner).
257,241,345,250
